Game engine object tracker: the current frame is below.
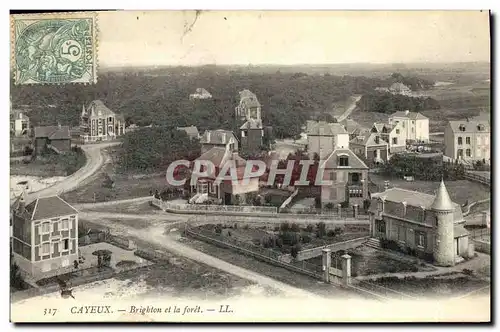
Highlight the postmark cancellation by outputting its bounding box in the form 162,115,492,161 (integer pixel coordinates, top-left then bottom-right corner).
11,12,98,85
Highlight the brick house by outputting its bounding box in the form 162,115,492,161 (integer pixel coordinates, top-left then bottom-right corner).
320,148,369,207
350,132,389,167
191,147,260,205
368,181,470,266
11,195,79,277
33,125,71,155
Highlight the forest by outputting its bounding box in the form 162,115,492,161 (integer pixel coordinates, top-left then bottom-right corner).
356,92,441,114
11,68,435,140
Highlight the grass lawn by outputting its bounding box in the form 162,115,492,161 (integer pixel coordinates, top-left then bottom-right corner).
10,150,86,177
370,275,490,298
369,174,490,206
61,167,168,203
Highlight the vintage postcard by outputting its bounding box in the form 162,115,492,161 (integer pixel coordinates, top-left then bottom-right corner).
9,10,491,323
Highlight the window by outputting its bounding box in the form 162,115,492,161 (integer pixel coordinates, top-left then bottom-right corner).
392,137,397,145
412,121,415,124
435,216,439,227
373,150,378,158
402,122,405,128
338,156,349,166
375,136,380,144
377,199,384,211
63,239,69,251
477,124,485,131
459,124,466,132
242,130,247,137
398,226,406,242
477,136,481,145
416,232,426,248
42,243,50,255
411,127,414,133
198,183,208,194
466,149,471,157
466,137,471,145
396,129,400,134
42,223,50,234
229,143,235,151
209,182,216,194
457,149,463,158
62,219,69,230
458,137,463,145
349,189,363,198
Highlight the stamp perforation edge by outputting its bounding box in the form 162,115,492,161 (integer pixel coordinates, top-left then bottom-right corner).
10,11,99,86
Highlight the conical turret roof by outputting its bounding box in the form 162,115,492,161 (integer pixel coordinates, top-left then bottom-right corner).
431,180,454,211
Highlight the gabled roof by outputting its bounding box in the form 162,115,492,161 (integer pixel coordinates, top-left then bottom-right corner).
307,121,348,136
238,89,261,108
350,133,388,147
87,100,116,118
20,196,78,221
177,125,200,138
448,120,490,133
11,110,29,121
200,130,237,145
195,147,248,178
390,111,428,120
240,118,263,130
34,126,71,140
321,148,369,169
339,119,362,134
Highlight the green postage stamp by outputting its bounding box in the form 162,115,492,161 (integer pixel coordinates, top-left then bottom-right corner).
11,13,97,85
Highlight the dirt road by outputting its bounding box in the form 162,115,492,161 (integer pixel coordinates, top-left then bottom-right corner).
335,95,362,122
27,142,121,201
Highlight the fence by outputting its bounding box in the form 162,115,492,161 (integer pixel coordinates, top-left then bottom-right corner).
295,236,370,261
152,198,278,214
184,225,323,280
470,228,491,255
464,172,491,187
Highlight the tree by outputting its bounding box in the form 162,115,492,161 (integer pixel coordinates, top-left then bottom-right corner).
10,253,25,290
316,222,327,238
291,244,302,259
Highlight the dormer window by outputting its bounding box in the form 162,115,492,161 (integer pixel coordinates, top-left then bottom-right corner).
338,156,349,167
478,124,485,131
459,124,466,132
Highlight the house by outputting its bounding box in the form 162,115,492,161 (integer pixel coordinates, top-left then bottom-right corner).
200,129,239,154
339,119,364,140
371,122,406,154
320,149,369,208
306,121,350,160
368,181,471,266
389,82,412,96
189,88,212,100
235,89,261,122
240,118,264,154
10,111,30,137
191,147,260,205
350,132,389,167
11,194,79,277
33,125,71,155
444,119,490,162
389,110,429,143
177,125,200,140
80,100,126,143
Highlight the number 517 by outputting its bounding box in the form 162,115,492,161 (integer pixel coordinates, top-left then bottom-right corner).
44,308,57,316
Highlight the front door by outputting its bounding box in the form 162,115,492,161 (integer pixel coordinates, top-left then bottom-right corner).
375,220,386,238
224,193,232,205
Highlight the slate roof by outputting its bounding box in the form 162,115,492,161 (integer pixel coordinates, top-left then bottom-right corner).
87,100,116,117
240,118,263,130
350,133,388,147
339,119,362,134
195,147,248,178
371,187,461,211
238,89,261,108
321,148,369,169
21,196,78,221
448,120,490,133
390,111,428,120
307,121,348,136
371,122,393,133
200,130,237,145
177,125,200,138
34,126,71,140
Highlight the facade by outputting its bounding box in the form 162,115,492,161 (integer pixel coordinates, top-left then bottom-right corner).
369,181,470,266
306,121,350,160
235,89,261,121
80,100,126,143
444,119,490,162
191,147,260,205
189,88,212,100
11,195,79,277
200,130,239,154
389,110,429,143
33,125,71,155
11,111,30,137
320,149,369,207
389,83,412,96
350,132,389,167
177,125,200,140
371,122,406,154
240,118,264,154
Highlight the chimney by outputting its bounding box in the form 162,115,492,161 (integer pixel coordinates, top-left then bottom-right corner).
405,110,410,116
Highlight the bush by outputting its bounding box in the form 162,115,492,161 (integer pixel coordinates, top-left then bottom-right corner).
280,222,290,232
305,224,314,233
340,201,349,208
302,235,311,244
290,223,300,233
324,202,334,210
333,227,344,236
243,224,249,230
327,230,336,237
291,244,302,259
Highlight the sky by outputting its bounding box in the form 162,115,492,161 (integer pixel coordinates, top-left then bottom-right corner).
98,11,490,67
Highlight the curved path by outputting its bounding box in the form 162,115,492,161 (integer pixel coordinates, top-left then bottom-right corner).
27,142,121,201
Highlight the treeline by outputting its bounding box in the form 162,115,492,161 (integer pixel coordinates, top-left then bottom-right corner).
382,154,466,181
11,68,390,139
117,126,201,173
389,72,435,90
357,92,441,114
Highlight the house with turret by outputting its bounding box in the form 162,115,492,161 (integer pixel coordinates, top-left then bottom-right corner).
80,100,126,143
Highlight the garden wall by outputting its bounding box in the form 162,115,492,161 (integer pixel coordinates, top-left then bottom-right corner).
472,239,490,255
296,237,370,261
